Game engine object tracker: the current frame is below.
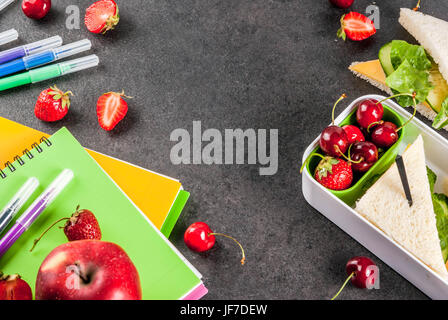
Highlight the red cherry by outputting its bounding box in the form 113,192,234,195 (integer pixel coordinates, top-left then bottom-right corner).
184,222,215,252
350,141,378,172
332,256,378,299
356,99,384,129
184,222,246,265
345,256,378,289
320,126,349,157
329,0,354,9
22,0,51,20
342,125,365,144
370,121,398,148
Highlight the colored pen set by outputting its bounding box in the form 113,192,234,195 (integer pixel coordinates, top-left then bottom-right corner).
0,31,99,91
0,169,73,258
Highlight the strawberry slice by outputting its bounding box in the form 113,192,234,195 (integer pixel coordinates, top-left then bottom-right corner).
97,91,129,131
337,12,376,41
84,0,119,34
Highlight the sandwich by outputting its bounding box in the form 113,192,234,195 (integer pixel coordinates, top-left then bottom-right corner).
356,135,448,278
350,8,448,130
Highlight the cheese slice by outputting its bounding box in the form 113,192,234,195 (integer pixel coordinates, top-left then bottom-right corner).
356,135,448,278
349,60,387,86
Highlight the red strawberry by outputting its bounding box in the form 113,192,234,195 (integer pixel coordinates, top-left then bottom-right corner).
34,85,73,122
314,157,353,190
337,12,376,41
97,91,129,131
30,206,102,252
85,0,119,34
329,0,354,9
0,273,32,300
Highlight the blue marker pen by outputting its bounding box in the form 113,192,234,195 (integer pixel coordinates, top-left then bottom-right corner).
0,36,62,65
0,39,91,78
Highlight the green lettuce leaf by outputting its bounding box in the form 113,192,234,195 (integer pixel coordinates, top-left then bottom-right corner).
427,166,437,193
432,193,448,262
386,59,433,106
432,98,448,130
390,40,432,71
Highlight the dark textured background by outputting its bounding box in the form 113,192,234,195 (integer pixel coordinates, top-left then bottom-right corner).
1,0,447,300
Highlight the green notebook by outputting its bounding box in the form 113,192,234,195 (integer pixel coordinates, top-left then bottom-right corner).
0,127,202,299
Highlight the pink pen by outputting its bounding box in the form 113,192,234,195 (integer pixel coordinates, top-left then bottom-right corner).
0,169,73,258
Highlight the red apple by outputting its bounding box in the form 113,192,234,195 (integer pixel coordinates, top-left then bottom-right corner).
35,240,142,300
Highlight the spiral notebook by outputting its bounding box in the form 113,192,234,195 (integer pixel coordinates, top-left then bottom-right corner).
0,127,206,300
0,116,188,237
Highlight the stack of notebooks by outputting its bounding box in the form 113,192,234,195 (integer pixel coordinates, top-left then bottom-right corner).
0,117,207,300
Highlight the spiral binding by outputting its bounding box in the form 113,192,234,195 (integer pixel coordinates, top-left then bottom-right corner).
0,136,52,179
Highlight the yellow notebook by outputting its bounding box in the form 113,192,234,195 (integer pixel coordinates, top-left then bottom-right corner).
0,117,189,237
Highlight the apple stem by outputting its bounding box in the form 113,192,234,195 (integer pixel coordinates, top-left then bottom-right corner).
331,94,347,125
30,217,70,252
331,272,355,300
209,233,246,265
300,153,326,174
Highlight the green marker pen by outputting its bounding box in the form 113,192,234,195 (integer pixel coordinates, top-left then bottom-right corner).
0,54,99,91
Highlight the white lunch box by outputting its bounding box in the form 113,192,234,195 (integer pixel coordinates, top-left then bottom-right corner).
302,94,448,299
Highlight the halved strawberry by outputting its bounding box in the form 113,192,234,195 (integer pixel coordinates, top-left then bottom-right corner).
97,91,129,131
337,12,376,41
85,0,119,34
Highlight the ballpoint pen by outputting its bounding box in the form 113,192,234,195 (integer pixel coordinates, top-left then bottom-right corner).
0,35,62,65
0,39,92,78
0,169,74,258
0,54,99,91
0,0,14,12
0,29,18,46
0,177,39,234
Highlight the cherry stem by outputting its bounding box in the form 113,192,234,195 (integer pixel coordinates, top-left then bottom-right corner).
413,0,421,11
209,233,246,265
367,121,383,133
30,217,70,252
332,94,347,125
396,95,417,132
331,272,355,300
300,153,326,174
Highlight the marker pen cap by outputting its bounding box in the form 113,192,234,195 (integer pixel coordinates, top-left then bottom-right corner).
23,36,63,56
7,177,39,213
0,0,15,11
0,29,18,46
52,39,91,60
59,54,99,75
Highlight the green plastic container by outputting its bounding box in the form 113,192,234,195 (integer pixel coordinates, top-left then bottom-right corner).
306,105,406,206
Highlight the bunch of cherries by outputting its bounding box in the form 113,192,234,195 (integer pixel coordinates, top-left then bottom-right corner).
302,94,415,191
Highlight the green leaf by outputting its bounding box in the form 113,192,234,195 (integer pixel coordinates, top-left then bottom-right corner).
386,59,433,106
390,40,432,71
427,166,437,193
432,193,448,262
432,98,448,129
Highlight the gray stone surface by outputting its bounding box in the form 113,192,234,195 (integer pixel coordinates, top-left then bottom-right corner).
1,0,446,300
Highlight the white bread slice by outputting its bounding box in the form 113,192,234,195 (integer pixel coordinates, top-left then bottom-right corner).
399,8,448,84
356,136,448,278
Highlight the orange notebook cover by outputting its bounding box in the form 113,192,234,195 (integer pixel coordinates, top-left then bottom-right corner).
0,117,188,237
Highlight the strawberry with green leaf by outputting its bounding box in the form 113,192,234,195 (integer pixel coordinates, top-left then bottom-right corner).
314,156,353,190
34,85,73,122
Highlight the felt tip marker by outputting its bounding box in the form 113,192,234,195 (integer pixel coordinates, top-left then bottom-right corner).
0,54,99,91
0,39,92,78
0,177,39,234
0,35,62,65
0,0,15,12
0,169,73,258
0,29,18,46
